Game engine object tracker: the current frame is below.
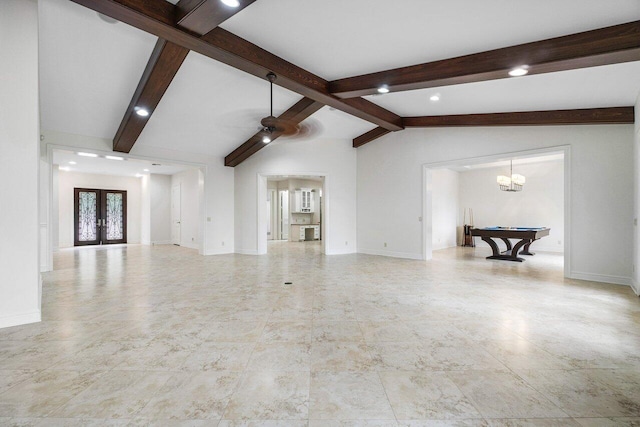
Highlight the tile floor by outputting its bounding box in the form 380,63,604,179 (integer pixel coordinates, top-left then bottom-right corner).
0,242,639,426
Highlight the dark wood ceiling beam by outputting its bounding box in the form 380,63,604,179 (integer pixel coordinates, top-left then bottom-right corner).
403,107,634,127
225,97,323,167
176,0,257,35
113,39,189,152
353,127,391,148
329,21,640,98
353,107,634,148
70,0,404,131
113,0,260,153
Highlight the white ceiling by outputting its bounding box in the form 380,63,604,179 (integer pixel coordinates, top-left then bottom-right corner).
448,153,564,172
38,0,640,159
53,149,194,177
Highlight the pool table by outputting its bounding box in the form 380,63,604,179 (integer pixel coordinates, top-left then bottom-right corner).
470,227,550,262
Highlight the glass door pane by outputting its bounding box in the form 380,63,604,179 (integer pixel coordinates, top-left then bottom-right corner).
101,190,127,244
74,189,100,246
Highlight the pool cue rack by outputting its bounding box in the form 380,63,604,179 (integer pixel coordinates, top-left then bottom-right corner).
462,208,475,247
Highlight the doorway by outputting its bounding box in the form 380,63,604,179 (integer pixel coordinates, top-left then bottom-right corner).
74,188,127,246
171,184,181,245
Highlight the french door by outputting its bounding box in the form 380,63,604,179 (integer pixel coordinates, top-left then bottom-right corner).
74,188,127,246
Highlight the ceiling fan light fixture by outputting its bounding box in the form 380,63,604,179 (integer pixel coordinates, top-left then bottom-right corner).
221,0,240,7
377,85,390,94
262,135,272,143
430,93,440,102
508,66,529,77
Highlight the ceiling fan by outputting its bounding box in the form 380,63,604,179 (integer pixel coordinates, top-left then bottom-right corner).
258,72,318,143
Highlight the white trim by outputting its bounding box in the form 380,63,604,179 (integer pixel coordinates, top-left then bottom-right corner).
570,271,631,287
0,310,41,329
235,248,259,255
421,145,572,278
630,278,639,295
358,248,423,260
151,240,172,245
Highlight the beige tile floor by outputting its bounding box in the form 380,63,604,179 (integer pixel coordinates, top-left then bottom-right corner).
0,241,639,426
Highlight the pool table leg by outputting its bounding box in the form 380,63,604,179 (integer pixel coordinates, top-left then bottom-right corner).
520,240,535,256
482,237,526,262
499,238,512,254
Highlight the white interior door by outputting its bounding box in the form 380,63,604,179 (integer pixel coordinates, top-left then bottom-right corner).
280,190,289,240
171,184,181,245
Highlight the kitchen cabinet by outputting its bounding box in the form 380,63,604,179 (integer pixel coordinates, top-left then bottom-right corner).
293,188,314,213
292,224,320,241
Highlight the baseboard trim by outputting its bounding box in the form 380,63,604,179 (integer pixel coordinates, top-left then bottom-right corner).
631,278,639,296
570,271,631,287
235,249,258,255
151,241,172,245
358,248,423,260
0,310,41,329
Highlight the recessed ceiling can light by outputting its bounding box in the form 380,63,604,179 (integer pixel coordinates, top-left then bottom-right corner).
221,0,240,7
508,66,529,77
377,85,390,94
69,161,76,165
430,94,440,102
135,108,149,117
59,166,70,171
105,155,124,161
143,169,150,172
262,135,271,143
135,173,143,178
77,152,98,157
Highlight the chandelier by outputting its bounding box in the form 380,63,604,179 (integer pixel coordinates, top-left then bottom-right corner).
497,160,525,192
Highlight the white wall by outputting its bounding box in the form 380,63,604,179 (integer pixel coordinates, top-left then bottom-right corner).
431,169,459,250
0,0,41,328
458,160,564,253
633,93,640,295
57,171,143,247
172,169,202,250
357,125,634,286
141,175,151,245
150,174,172,244
234,138,357,255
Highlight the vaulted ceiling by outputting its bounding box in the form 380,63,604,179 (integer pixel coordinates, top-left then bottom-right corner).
39,0,640,166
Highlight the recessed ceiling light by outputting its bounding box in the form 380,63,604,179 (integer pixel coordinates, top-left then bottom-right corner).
143,169,150,172
430,94,440,102
221,0,240,7
68,161,76,165
59,166,70,171
262,135,271,143
77,152,98,157
135,108,149,117
508,66,529,77
377,86,390,94
105,155,124,161
135,173,143,178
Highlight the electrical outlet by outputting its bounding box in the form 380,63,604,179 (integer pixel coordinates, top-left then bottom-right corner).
221,241,224,246
207,217,211,222
418,216,422,222
192,237,195,242
384,242,387,247
558,240,562,245
345,241,348,245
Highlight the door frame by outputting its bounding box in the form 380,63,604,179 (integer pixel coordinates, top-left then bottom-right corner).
421,145,571,279
73,188,127,246
257,173,327,255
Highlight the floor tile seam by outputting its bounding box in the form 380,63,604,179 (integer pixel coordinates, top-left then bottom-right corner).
493,364,574,419
51,368,172,419
375,370,400,424
27,369,114,419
